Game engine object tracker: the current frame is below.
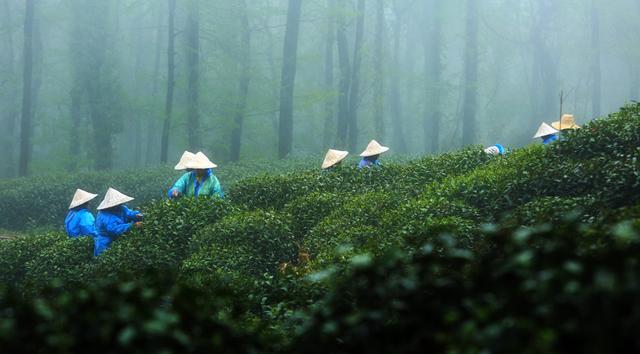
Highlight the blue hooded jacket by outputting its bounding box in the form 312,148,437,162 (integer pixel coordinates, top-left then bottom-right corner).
358,158,381,169
65,208,99,239
94,205,140,256
542,134,558,145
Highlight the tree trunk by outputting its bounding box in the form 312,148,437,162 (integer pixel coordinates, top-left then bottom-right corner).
590,0,601,118
186,0,201,151
277,0,303,159
0,0,17,177
335,0,351,148
423,0,442,153
18,0,35,176
160,0,176,164
230,0,251,162
390,1,407,153
530,0,557,124
373,0,385,142
322,0,336,148
461,0,478,146
146,1,164,165
347,0,365,152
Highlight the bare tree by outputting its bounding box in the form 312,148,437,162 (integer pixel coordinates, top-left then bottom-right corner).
423,0,442,154
160,0,176,164
461,0,478,146
335,0,351,149
230,0,252,162
323,0,336,148
18,0,35,176
186,0,201,151
590,0,601,118
0,0,17,177
347,0,365,152
278,0,303,158
390,1,407,153
373,0,385,142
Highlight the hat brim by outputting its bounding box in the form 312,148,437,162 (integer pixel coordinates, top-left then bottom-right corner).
360,146,389,157
97,196,135,210
551,122,581,130
322,152,349,169
69,193,98,210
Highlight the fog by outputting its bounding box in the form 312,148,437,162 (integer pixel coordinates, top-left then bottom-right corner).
0,0,638,176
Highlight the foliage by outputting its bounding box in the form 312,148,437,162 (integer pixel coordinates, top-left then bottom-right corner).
1,103,640,351
93,197,235,280
0,278,268,353
294,219,640,354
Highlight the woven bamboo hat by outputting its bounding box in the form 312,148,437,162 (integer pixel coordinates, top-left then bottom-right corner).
68,189,98,210
360,140,390,157
174,151,196,170
322,149,349,169
552,114,581,130
186,152,217,169
533,122,559,139
97,188,134,210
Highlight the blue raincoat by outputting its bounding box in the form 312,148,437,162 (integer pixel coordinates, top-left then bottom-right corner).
94,205,140,256
64,208,99,239
167,169,224,199
358,158,381,169
542,134,558,145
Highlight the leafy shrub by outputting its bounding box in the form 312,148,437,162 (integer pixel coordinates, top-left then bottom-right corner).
22,235,94,293
284,192,347,240
0,158,316,231
294,219,640,354
510,195,598,226
0,232,64,285
304,192,403,265
93,197,235,279
189,210,296,277
0,278,268,353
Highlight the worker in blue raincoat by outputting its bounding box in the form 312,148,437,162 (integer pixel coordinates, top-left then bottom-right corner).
533,122,559,145
358,140,389,169
168,151,224,199
484,144,507,156
94,188,143,256
65,189,100,239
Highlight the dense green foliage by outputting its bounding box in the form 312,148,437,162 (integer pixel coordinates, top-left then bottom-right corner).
1,103,640,352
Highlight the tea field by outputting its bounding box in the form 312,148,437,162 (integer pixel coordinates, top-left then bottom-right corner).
1,103,640,353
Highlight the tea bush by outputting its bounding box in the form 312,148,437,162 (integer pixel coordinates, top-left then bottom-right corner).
293,219,640,354
283,192,347,240
189,210,296,277
0,232,64,285
22,235,94,293
0,158,316,231
93,197,235,279
0,278,268,353
303,192,403,265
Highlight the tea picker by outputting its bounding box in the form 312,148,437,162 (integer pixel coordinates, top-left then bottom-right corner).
168,151,224,199
533,122,559,145
358,140,390,169
65,189,100,239
94,188,143,256
322,149,349,170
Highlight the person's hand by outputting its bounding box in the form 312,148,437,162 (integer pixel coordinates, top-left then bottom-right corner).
171,190,181,198
134,222,143,228
136,213,144,219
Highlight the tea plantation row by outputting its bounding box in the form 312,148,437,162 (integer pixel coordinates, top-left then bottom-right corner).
1,103,640,352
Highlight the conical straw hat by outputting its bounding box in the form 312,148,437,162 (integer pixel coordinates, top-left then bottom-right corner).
68,189,98,210
360,140,390,157
186,151,217,169
97,188,135,210
322,149,349,169
174,151,195,170
533,122,559,139
551,114,581,130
